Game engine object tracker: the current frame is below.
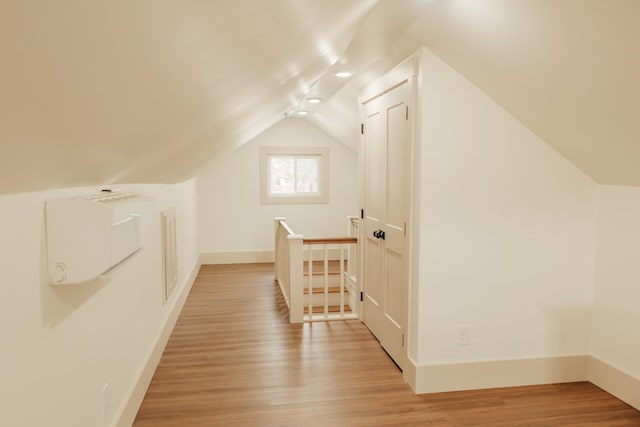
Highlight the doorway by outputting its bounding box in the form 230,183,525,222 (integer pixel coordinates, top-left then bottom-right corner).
360,79,411,371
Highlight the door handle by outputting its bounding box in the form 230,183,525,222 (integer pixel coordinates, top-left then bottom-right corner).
372,230,385,240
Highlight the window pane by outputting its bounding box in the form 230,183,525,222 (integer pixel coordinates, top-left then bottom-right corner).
269,157,295,194
260,147,328,204
296,157,319,193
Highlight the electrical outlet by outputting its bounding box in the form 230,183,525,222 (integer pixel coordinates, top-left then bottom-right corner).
102,382,109,416
458,325,471,346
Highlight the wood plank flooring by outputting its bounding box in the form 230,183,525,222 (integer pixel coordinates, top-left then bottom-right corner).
133,263,640,426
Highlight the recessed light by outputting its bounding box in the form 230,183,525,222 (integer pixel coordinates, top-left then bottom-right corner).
335,71,352,78
297,111,309,116
307,97,322,104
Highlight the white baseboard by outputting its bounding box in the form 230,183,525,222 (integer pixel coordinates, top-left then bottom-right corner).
201,250,274,264
114,258,201,427
588,356,640,411
404,356,418,391
408,354,639,411
410,354,589,394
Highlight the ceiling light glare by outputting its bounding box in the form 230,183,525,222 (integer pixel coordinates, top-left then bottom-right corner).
297,111,309,116
335,71,352,78
307,97,322,104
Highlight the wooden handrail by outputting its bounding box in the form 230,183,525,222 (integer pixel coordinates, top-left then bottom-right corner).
279,220,296,236
303,237,357,245
275,216,360,323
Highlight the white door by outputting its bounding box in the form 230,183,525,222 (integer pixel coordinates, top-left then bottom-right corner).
361,81,410,370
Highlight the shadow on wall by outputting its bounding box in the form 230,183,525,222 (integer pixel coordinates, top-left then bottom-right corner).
39,219,108,328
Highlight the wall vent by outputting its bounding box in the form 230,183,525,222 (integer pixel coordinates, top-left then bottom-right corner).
161,207,178,300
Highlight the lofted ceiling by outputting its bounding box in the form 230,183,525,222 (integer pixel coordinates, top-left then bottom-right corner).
1,0,639,195
402,0,640,186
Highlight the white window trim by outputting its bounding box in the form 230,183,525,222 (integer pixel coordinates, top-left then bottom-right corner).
260,146,329,205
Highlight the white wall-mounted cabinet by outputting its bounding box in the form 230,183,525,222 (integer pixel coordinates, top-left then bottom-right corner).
45,191,149,284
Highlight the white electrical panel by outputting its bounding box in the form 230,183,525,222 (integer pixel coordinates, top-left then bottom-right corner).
45,191,148,284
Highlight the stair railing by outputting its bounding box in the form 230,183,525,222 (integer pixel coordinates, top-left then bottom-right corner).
346,216,359,287
274,217,304,323
274,217,359,323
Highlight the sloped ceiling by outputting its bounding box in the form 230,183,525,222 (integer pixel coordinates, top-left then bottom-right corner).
313,0,640,186
1,0,639,195
404,0,640,186
0,0,378,194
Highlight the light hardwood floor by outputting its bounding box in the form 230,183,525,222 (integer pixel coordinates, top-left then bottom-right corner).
133,263,640,426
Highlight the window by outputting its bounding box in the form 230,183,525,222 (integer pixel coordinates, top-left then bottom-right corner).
260,147,329,204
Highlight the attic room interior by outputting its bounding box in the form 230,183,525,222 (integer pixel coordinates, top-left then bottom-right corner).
1,0,639,426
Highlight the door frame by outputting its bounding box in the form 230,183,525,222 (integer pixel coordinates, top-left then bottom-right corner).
358,54,420,378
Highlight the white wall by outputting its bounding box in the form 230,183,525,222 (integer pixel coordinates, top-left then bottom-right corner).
592,186,640,379
198,118,359,255
0,179,199,427
413,49,599,366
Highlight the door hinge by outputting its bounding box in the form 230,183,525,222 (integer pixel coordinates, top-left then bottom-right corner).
402,333,405,347
360,208,364,219
403,222,407,236
405,106,409,120
360,291,364,302
361,123,364,134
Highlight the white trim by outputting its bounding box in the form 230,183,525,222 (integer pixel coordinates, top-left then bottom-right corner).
305,313,359,322
359,51,420,373
588,356,640,411
259,146,329,205
406,354,640,411
201,250,274,264
409,355,589,394
160,207,178,301
358,54,418,104
403,356,418,391
115,258,201,427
